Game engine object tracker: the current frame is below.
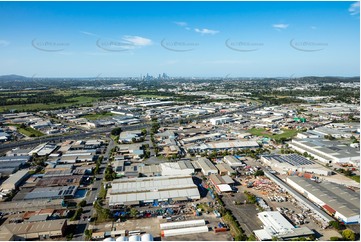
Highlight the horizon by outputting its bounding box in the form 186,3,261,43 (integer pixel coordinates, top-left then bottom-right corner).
0,1,359,77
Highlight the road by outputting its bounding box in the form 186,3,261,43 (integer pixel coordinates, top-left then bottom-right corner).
73,138,116,240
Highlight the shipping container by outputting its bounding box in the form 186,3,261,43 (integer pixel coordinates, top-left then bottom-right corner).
161,226,209,237
214,227,228,233
160,219,206,230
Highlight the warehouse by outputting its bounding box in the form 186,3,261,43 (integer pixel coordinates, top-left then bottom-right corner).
19,185,78,200
208,174,234,193
0,169,29,192
194,157,217,175
0,155,30,176
215,163,235,176
2,219,67,240
109,175,200,207
261,154,332,176
289,138,360,166
254,211,314,241
286,176,360,224
209,117,233,125
160,161,194,176
187,140,259,153
223,155,245,167
35,175,83,187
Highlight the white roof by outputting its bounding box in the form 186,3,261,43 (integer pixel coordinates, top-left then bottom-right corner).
217,184,233,192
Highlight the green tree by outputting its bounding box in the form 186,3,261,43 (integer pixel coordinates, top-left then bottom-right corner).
342,229,356,241
111,127,122,136
330,237,343,241
130,208,139,218
78,200,87,207
84,229,92,240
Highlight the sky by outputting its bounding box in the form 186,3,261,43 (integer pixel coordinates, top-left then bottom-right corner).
0,1,359,78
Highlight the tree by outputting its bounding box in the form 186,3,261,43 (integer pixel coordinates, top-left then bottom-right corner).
141,128,147,135
130,208,139,218
330,237,343,241
254,170,264,177
342,229,356,241
78,200,87,207
84,229,92,240
329,221,345,231
111,127,122,136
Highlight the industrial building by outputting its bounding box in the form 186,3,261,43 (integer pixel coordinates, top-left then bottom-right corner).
286,176,360,224
187,140,259,153
209,174,234,193
109,175,200,207
209,117,233,125
15,185,78,200
289,138,360,166
261,154,332,176
223,155,245,167
215,163,235,176
193,157,218,175
1,219,67,240
0,169,29,192
253,211,314,241
0,156,30,176
160,161,195,176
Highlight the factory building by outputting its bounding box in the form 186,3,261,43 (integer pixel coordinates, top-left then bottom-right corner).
286,176,360,224
108,175,200,207
193,157,217,175
0,169,29,192
289,138,360,166
261,154,332,176
1,219,67,240
254,211,314,241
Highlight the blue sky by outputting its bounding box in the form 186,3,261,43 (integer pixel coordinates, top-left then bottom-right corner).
0,1,359,77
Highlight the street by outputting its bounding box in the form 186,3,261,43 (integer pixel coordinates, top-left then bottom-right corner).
73,138,116,240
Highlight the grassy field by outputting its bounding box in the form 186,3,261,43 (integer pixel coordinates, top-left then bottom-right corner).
0,96,99,112
248,128,299,141
6,124,45,137
83,112,114,120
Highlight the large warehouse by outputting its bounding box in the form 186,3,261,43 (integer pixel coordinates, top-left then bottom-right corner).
289,138,360,166
286,176,360,224
109,175,200,207
261,154,332,176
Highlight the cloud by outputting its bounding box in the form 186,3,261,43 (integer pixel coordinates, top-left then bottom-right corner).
122,36,152,46
0,40,10,47
174,21,187,27
80,31,98,37
194,28,220,35
272,23,289,30
349,2,360,15
311,26,317,30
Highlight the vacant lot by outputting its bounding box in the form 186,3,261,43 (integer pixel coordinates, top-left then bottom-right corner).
249,128,299,141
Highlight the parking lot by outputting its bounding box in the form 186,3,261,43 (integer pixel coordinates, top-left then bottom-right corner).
221,192,263,236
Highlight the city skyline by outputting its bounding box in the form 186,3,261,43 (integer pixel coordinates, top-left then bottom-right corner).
0,1,359,77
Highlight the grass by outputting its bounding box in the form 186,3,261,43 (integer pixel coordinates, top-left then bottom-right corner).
83,112,114,121
0,96,98,112
248,128,299,141
6,124,44,137
348,175,360,183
